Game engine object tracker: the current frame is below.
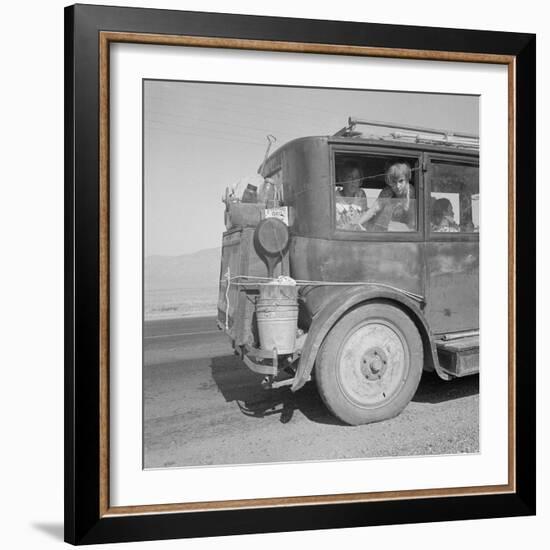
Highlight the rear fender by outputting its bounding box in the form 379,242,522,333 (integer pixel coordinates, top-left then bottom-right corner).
291,285,449,392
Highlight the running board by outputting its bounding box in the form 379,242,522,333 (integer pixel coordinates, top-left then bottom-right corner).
436,335,479,378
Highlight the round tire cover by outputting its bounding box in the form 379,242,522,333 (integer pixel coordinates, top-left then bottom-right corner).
254,217,290,256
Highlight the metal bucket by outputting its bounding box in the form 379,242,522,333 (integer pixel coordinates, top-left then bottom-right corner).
256,283,298,354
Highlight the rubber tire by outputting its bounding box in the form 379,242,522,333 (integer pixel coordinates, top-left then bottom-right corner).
315,303,423,426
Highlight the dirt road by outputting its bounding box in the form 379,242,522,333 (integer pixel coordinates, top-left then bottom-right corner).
144,317,479,469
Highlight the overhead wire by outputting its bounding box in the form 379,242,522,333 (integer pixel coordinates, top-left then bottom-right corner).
146,109,299,137
147,125,268,147
147,86,349,120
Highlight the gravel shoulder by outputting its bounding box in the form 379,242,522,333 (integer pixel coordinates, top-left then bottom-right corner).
143,319,479,469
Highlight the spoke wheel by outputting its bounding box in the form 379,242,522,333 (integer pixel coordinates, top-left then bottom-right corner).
316,303,423,425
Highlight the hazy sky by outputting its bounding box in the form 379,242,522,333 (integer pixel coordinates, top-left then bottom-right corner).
144,80,478,256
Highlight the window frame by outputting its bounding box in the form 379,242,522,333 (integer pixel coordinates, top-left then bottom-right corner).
425,152,480,242
329,144,424,243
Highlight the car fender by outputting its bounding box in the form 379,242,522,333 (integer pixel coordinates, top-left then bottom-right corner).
291,284,449,392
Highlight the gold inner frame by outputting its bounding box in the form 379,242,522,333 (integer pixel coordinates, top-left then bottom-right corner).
98,31,516,517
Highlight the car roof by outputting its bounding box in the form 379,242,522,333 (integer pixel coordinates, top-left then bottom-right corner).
328,135,479,157
260,121,479,173
329,118,479,156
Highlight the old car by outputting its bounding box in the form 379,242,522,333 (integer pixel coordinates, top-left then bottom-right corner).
218,118,479,425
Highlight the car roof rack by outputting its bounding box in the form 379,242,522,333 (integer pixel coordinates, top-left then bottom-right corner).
333,117,479,150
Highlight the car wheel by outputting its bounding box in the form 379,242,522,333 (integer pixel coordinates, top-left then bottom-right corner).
315,302,423,425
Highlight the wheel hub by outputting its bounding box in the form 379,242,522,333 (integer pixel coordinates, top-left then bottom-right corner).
360,346,388,380
336,321,408,408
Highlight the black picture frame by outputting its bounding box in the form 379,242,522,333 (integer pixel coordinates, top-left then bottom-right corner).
65,3,536,545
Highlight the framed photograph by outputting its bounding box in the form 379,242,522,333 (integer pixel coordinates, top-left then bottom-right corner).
64,4,536,545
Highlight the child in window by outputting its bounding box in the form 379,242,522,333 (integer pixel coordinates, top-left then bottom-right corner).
335,162,367,230
431,198,460,232
358,162,415,231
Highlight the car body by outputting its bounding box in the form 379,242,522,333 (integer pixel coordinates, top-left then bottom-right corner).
218,119,479,425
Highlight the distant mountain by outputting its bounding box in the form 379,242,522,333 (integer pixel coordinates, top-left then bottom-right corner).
145,247,221,290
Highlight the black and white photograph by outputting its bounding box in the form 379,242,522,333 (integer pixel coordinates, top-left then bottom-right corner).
143,81,480,469
0,0,541,547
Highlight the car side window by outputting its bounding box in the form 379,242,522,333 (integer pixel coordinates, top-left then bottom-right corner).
334,153,419,233
429,161,479,233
